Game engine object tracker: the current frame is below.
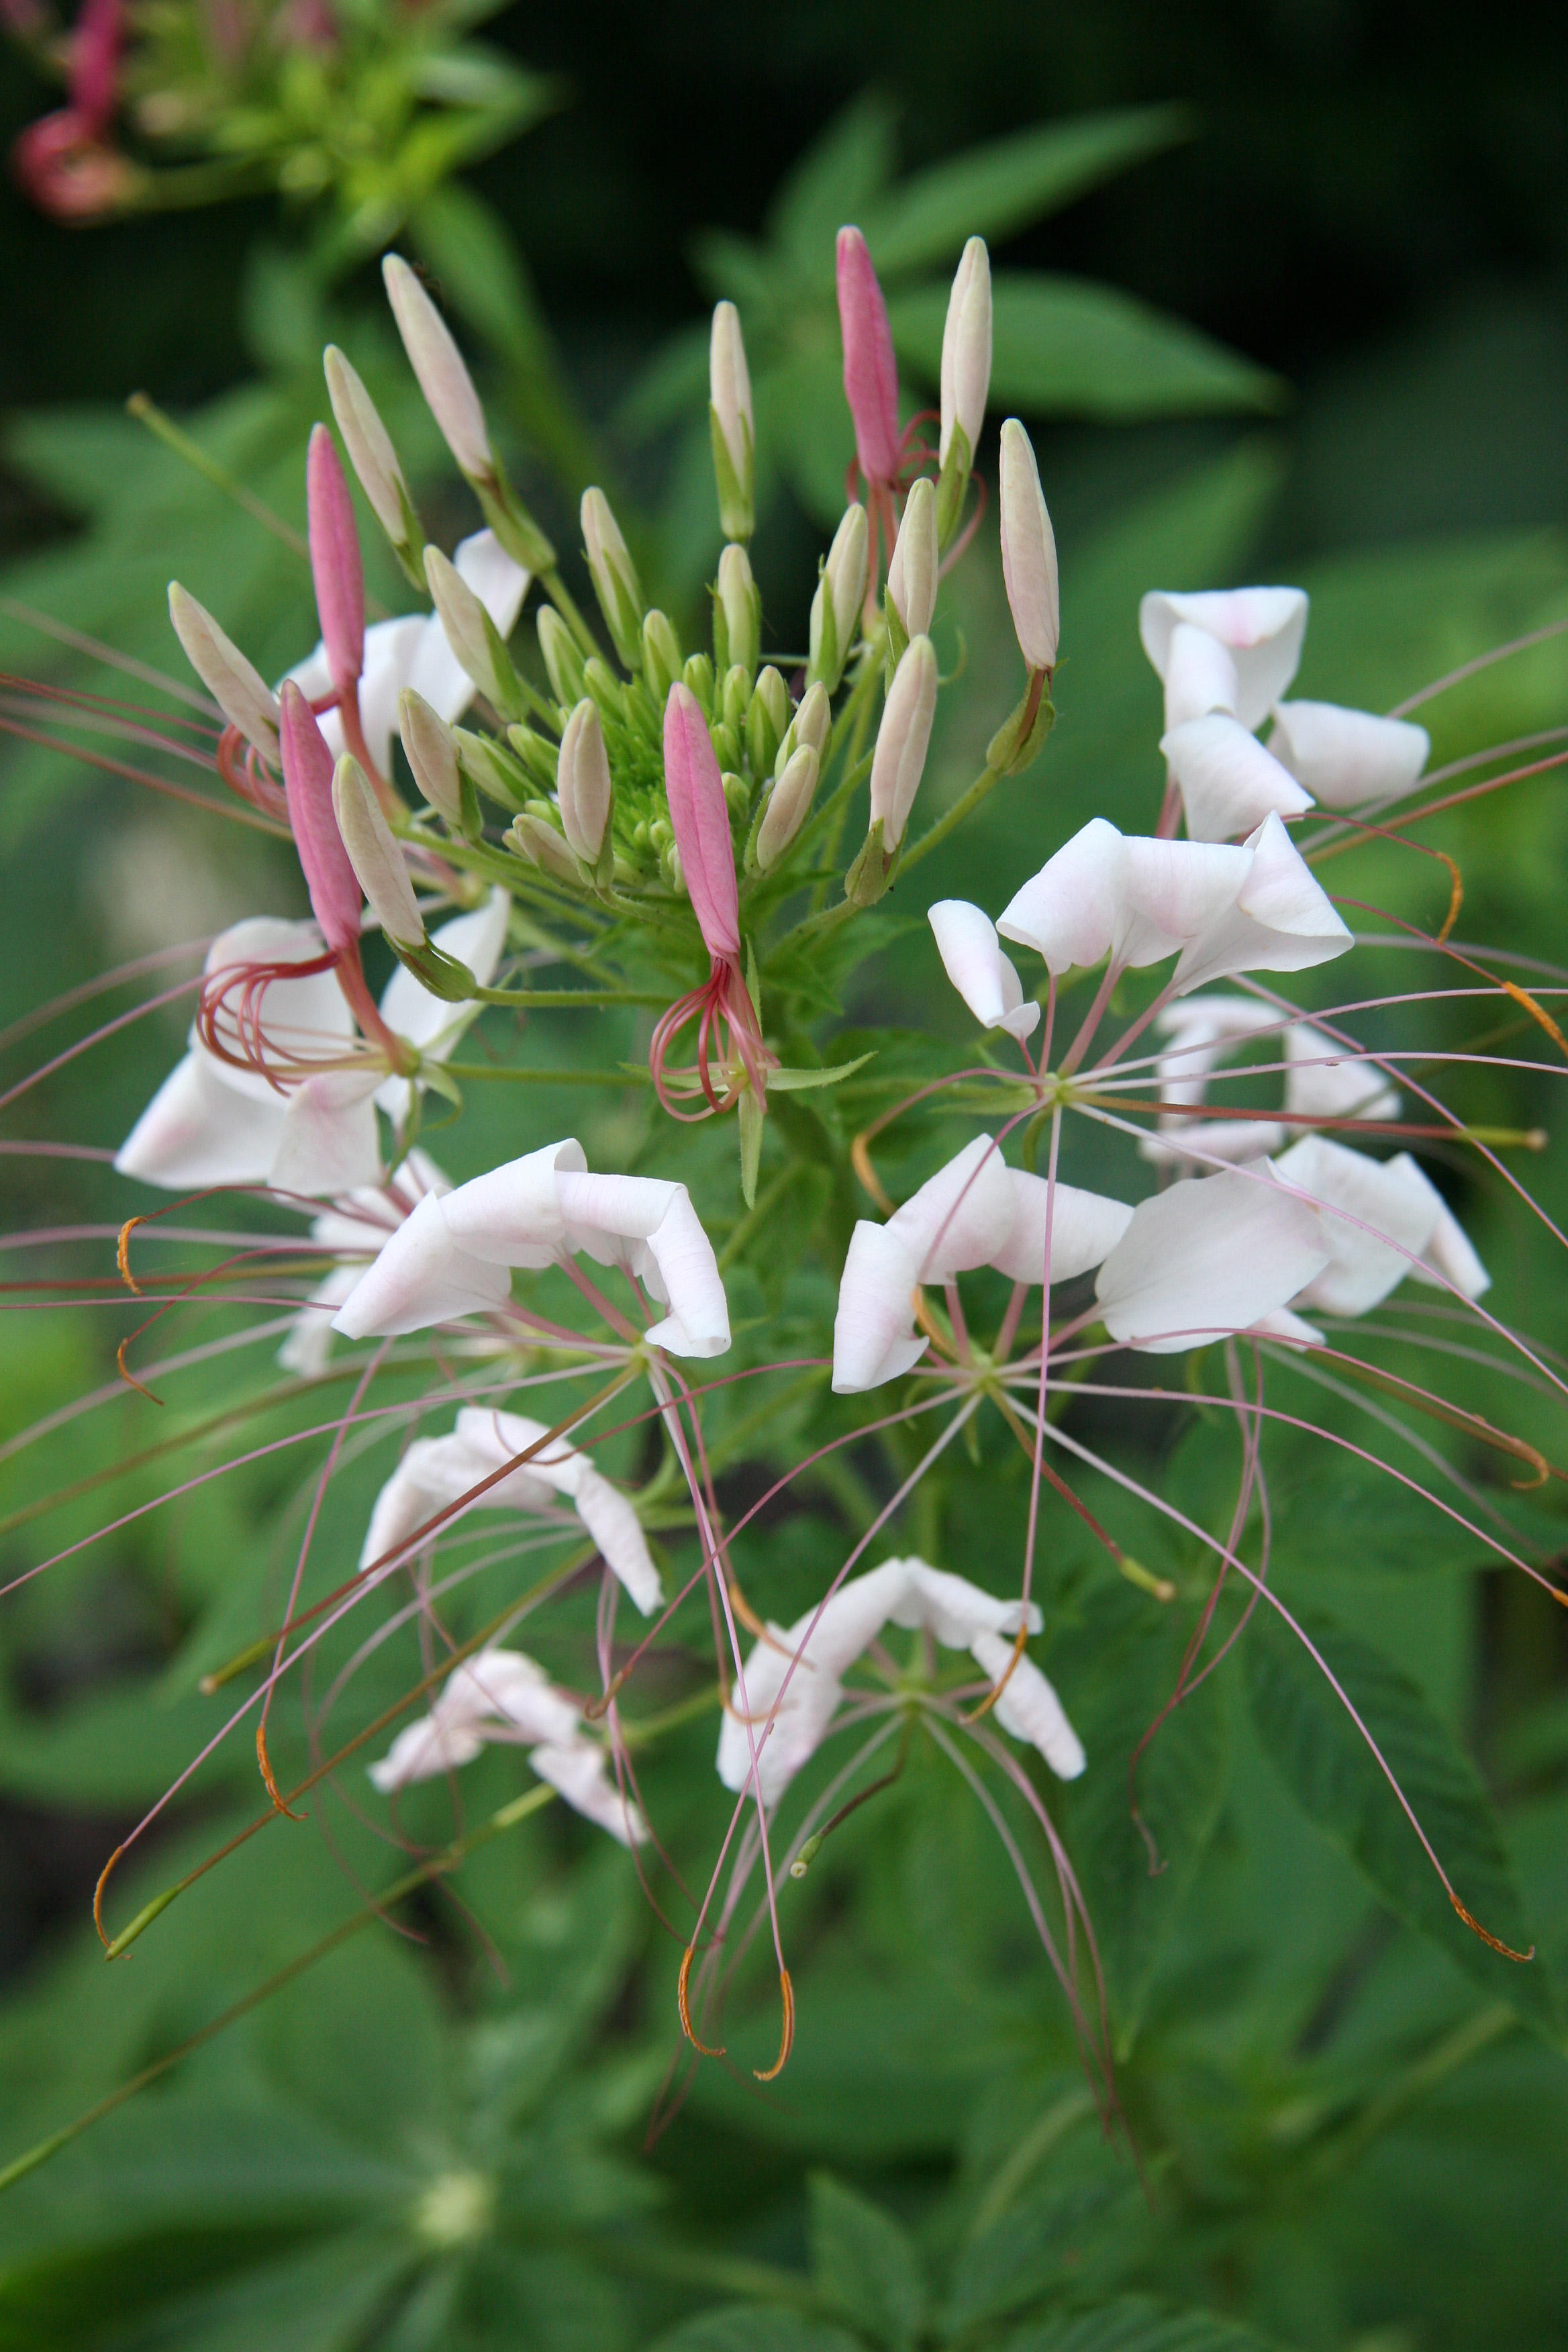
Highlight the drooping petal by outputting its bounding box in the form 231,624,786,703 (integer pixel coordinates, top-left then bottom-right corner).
438,1649,583,1745
889,1560,1040,1648
1095,1166,1330,1353
717,1560,914,1804
832,1222,928,1394
368,1716,485,1792
1139,587,1309,729
988,1171,1134,1285
886,1134,1018,1281
556,1169,732,1357
333,1188,511,1338
115,1049,289,1190
1273,1134,1489,1314
928,899,1039,1040
438,1139,587,1269
452,1406,663,1615
969,1630,1085,1777
1161,712,1314,841
1269,700,1429,811
995,817,1125,974
268,1071,383,1197
529,1741,649,1845
1172,813,1353,995
1160,620,1240,731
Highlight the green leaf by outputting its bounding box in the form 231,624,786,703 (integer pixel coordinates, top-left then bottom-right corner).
809,2171,925,2349
943,2176,1140,2335
887,273,1282,422
767,93,899,280
410,181,552,373
768,1053,875,1093
1004,2295,1284,2351
1050,1582,1232,2040
1244,1603,1557,2028
649,2309,864,2352
864,106,1193,279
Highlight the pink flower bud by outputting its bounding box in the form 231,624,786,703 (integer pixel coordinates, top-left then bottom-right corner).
869,636,938,851
836,226,899,487
279,680,363,955
887,477,937,640
940,236,991,468
382,255,491,483
998,419,1059,674
71,0,123,134
307,424,364,699
663,683,740,961
557,699,614,865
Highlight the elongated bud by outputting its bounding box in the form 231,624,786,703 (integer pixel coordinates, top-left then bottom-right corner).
709,300,755,542
807,502,869,695
746,665,790,774
332,756,424,949
720,663,750,738
454,726,528,810
168,583,279,762
998,419,1059,675
664,682,740,960
714,543,761,681
836,226,899,487
324,346,425,591
937,236,991,548
397,689,462,822
886,476,937,649
383,254,491,481
424,545,524,722
278,681,362,954
538,604,587,707
506,812,581,885
682,652,715,715
756,743,818,871
869,634,938,852
581,488,644,670
307,424,364,699
776,679,830,777
642,609,683,703
556,698,614,872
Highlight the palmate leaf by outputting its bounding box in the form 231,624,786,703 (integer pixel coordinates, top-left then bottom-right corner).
887,274,1283,422
863,106,1193,279
766,93,900,282
809,2171,926,2351
1244,1603,1559,2030
1003,2298,1287,2352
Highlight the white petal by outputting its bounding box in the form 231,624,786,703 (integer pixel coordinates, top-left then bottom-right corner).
997,817,1124,974
270,1071,383,1196
889,1560,1040,1647
1284,1024,1400,1127
573,1464,663,1614
1161,712,1314,841
716,1560,912,1804
332,1188,511,1337
928,899,1038,1038
115,1050,288,1189
377,887,513,1116
832,1222,928,1393
1095,1165,1329,1353
989,1169,1134,1284
528,1741,648,1845
1161,620,1240,730
1140,1119,1287,1170
886,1134,1018,1281
196,916,352,1103
359,1434,482,1569
1117,834,1255,969
278,1263,362,1375
1414,1195,1491,1300
1249,1306,1324,1346
1139,588,1308,728
1275,1136,1485,1314
355,616,429,777
1172,813,1352,995
440,1139,587,1269
450,1408,660,1612
556,1171,731,1357
369,1714,484,1791
1269,700,1428,811
440,1649,582,1744
971,1629,1085,1777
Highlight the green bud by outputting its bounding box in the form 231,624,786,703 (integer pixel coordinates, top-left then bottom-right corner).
714,542,761,681
747,665,790,775
807,503,868,695
505,724,560,791
641,609,683,703
710,720,742,773
682,652,715,715
453,725,529,812
721,664,750,738
505,812,580,885
581,487,644,670
582,656,626,726
537,605,587,708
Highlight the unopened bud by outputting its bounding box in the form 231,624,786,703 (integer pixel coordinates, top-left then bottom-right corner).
869,634,938,853
425,544,524,722
324,345,425,590
807,503,869,695
582,656,626,727
307,424,364,700
720,664,750,738
454,726,528,811
538,605,587,708
556,698,614,872
776,679,831,777
506,812,581,885
581,487,644,670
937,236,991,546
642,609,683,703
682,652,715,715
332,755,424,949
836,227,899,489
998,419,1059,675
382,254,491,483
755,742,819,871
397,688,462,822
746,665,790,774
709,300,755,542
168,583,279,763
714,542,761,681
886,477,937,649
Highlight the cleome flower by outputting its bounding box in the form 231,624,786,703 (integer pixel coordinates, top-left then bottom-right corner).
716,1556,1084,1808
1139,995,1400,1168
332,1138,732,1359
369,1645,648,1846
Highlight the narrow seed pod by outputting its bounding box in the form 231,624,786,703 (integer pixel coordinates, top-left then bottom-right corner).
167,583,279,761
333,755,425,948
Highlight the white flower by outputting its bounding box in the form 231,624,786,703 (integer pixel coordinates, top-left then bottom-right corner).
369,1643,648,1845
1159,712,1314,841
716,1555,1083,1807
279,1150,449,1377
332,1138,732,1359
1269,700,1430,812
1093,1165,1330,1353
286,530,528,779
1139,587,1308,731
358,1402,662,1614
1283,1022,1401,1128
1140,1001,1400,1171
928,900,1040,1040
115,895,510,1199
833,1136,1133,1391
997,814,1351,997
1273,1134,1489,1316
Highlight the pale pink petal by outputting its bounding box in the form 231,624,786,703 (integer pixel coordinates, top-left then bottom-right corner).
270,1071,383,1195
1095,1166,1329,1353
1269,700,1428,812
995,818,1125,974
440,1649,581,1744
333,1189,511,1338
1161,621,1240,730
889,1560,1040,1647
1139,587,1308,728
1172,813,1352,994
1161,712,1314,841
928,899,1039,1039
115,1050,288,1190
663,682,740,960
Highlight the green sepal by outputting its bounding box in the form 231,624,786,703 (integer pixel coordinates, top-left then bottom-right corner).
934,423,973,550
987,669,1057,776
709,403,754,543
389,477,430,593
844,817,897,908
475,466,556,575
387,938,479,1003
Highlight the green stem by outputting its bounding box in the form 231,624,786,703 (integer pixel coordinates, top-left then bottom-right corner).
471,985,666,1008
899,762,1001,876
126,393,309,565
441,1062,650,1086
